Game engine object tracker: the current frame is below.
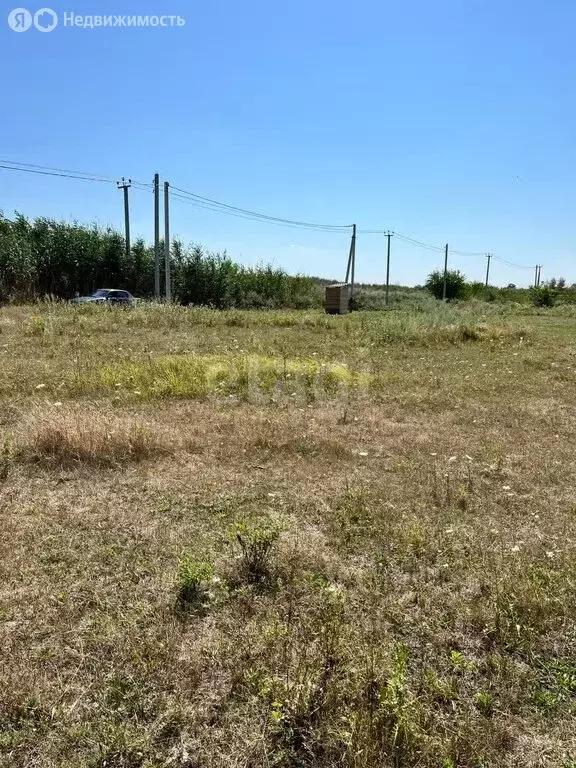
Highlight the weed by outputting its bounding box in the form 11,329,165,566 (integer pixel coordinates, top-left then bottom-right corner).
234,517,282,584
25,315,46,336
449,650,477,673
533,659,576,712
0,437,13,480
176,554,215,609
372,643,424,764
474,691,493,715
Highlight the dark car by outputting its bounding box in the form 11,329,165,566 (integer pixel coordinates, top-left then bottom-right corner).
70,289,134,305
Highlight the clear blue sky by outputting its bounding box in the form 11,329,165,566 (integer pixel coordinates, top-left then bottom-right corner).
1,0,574,286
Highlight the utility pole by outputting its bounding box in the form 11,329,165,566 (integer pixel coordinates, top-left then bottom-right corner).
350,224,356,310
345,231,353,282
164,181,171,302
153,173,160,299
484,252,492,300
534,264,543,288
117,178,131,258
442,243,449,301
385,231,393,307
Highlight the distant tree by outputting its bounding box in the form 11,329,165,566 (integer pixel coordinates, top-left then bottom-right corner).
425,269,467,301
531,285,556,307
507,283,517,289
557,277,566,289
466,281,485,299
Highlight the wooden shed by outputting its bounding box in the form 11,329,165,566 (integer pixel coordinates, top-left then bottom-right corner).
324,283,351,314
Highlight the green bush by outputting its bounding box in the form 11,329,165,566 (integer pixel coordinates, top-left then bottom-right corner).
425,270,467,301
531,286,556,307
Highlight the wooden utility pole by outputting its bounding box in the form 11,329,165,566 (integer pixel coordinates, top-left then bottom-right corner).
117,178,131,257
534,265,538,288
484,252,492,300
385,231,393,307
442,243,449,301
537,265,542,287
153,173,160,299
164,181,171,302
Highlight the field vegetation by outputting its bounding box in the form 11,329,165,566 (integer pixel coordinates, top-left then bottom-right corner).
0,299,575,767
2,213,576,312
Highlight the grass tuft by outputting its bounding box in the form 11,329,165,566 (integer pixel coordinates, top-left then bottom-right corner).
16,407,171,467
234,517,282,585
176,554,216,610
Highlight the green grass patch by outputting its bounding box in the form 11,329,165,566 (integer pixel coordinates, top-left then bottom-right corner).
91,354,370,400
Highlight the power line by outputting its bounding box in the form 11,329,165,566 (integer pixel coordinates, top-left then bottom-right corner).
450,248,488,257
0,158,550,274
0,163,116,184
170,185,352,231
367,230,532,270
0,159,117,182
492,255,533,270
0,160,151,188
169,191,350,232
394,233,445,253
359,230,487,257
0,159,347,232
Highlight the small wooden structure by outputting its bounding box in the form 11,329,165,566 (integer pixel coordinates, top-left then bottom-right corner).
324,283,351,314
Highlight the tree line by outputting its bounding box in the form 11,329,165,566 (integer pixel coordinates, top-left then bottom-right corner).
424,269,576,307
0,213,321,308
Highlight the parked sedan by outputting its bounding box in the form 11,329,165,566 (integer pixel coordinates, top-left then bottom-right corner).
70,289,134,305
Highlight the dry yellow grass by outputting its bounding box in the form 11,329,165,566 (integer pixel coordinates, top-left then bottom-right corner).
0,303,574,768
14,405,173,467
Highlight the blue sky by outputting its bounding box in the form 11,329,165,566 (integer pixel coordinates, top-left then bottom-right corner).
1,0,574,286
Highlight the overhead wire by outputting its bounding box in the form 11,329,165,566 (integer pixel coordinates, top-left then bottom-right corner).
0,160,153,188
492,255,533,270
0,163,117,184
170,185,352,231
169,191,349,232
0,158,544,272
394,233,445,253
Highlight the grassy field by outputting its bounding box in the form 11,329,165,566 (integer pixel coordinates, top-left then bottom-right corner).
1,301,575,768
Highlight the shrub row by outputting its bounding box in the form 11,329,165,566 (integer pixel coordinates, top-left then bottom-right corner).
0,213,321,308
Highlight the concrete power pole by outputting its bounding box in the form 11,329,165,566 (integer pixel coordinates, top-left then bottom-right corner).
117,178,131,258
385,231,394,307
442,244,449,301
534,264,543,288
484,252,492,300
344,224,357,309
350,224,356,309
164,181,171,302
153,173,160,299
